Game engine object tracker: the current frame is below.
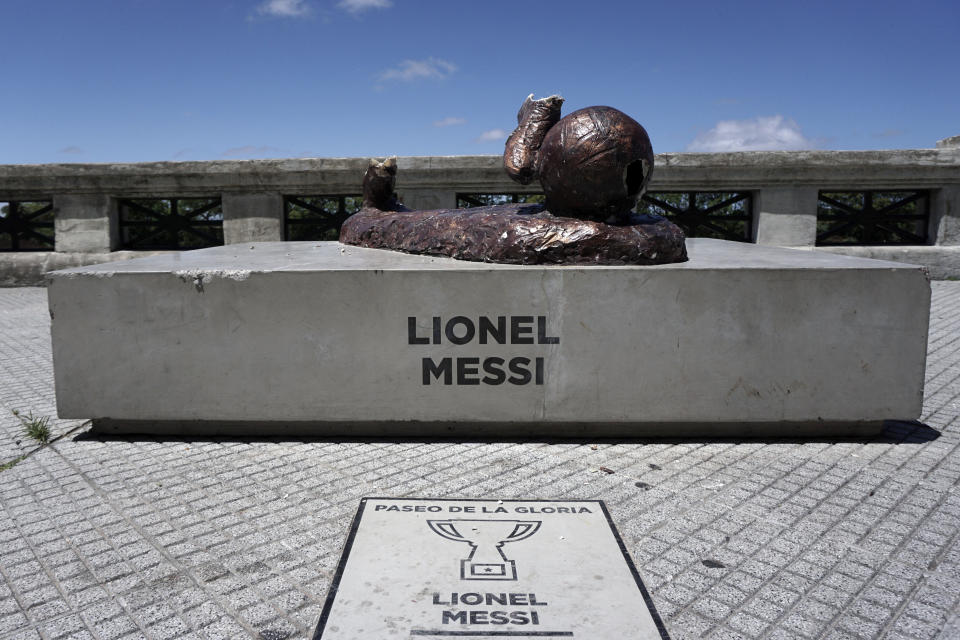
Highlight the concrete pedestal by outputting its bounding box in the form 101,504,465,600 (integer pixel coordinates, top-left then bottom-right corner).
47,239,930,436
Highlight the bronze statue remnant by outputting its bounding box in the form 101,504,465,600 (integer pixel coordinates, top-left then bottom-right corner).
340,95,687,265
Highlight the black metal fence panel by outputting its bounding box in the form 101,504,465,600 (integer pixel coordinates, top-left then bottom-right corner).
118,198,223,250
284,195,362,241
639,192,753,242
457,192,754,243
816,191,929,245
0,201,55,251
456,193,545,207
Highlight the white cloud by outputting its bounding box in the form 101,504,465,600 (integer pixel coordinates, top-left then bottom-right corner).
433,117,466,128
257,0,310,17
338,0,392,13
221,145,283,157
59,146,83,154
475,129,508,143
378,57,456,82
686,115,815,152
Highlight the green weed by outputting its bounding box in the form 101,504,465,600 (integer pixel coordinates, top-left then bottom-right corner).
0,455,26,472
12,409,52,444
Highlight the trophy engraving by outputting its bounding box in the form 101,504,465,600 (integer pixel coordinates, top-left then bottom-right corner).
427,519,541,581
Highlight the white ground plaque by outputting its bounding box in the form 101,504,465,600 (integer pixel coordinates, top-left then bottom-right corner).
313,498,669,639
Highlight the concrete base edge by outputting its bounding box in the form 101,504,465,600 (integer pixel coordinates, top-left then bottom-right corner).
812,245,960,279
90,418,886,439
5,246,960,286
0,251,171,286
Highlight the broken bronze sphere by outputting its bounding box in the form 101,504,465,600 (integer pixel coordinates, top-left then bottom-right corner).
537,106,654,222
339,94,686,266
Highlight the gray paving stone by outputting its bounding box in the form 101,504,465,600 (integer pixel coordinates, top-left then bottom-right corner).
707,629,751,640
199,616,251,640
86,613,139,640
0,613,29,636
691,596,732,623
36,613,86,639
725,611,770,637
890,614,943,639
144,614,191,640
837,613,884,638
668,610,715,638
0,629,41,640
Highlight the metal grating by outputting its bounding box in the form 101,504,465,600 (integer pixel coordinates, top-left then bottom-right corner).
639,192,753,242
284,195,361,241
0,201,55,251
817,191,929,245
456,193,545,208
118,197,223,250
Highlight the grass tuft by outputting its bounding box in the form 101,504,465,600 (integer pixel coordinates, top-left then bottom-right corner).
0,455,26,472
12,409,52,444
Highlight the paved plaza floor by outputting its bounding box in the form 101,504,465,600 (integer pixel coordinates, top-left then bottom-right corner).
0,284,958,640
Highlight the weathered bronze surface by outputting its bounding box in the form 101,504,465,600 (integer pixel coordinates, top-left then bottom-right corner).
504,94,564,185
341,202,685,265
537,106,654,222
339,95,687,265
360,156,407,211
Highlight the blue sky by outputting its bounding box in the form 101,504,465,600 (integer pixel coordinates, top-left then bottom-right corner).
1,0,958,164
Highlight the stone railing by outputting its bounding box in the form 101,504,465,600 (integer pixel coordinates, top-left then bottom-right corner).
2,147,960,284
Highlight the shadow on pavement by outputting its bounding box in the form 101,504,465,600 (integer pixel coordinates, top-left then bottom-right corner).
70,419,940,446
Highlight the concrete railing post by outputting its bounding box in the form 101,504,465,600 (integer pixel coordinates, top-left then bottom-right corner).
931,185,960,246
753,186,819,247
52,194,118,252
397,189,457,211
222,192,284,244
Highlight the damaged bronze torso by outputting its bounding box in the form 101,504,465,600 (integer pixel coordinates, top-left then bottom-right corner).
340,95,687,265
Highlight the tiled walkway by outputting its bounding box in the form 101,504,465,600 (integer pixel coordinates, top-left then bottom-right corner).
1,285,957,640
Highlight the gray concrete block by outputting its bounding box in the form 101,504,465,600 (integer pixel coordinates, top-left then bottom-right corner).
221,192,283,244
397,188,457,210
931,185,960,245
47,239,930,436
52,194,117,253
753,186,818,246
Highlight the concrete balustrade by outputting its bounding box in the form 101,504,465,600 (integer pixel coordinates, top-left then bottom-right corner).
2,148,960,284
